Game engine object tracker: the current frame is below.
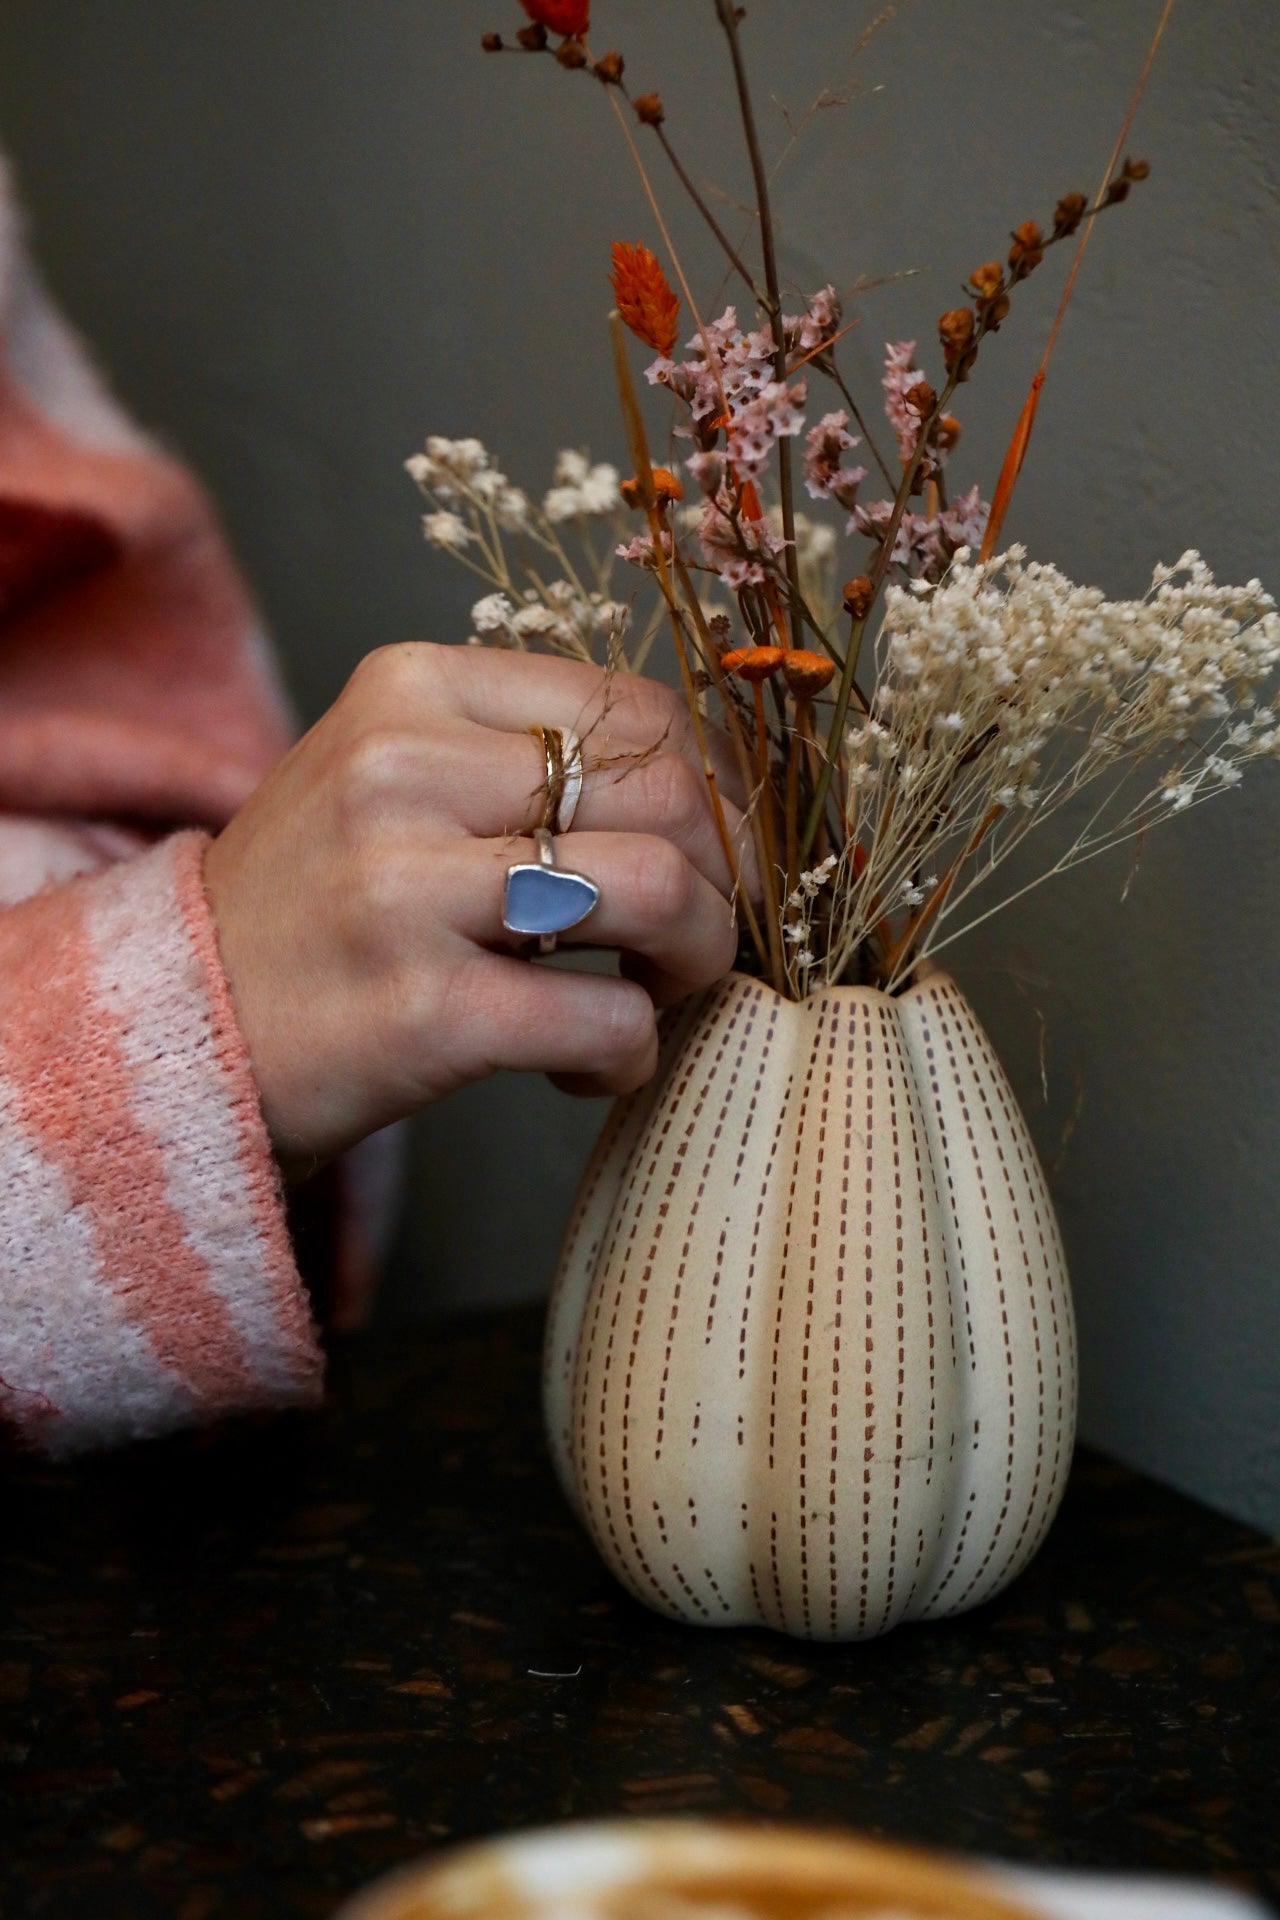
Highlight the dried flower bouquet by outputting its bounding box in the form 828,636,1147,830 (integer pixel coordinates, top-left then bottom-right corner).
410,0,1278,1002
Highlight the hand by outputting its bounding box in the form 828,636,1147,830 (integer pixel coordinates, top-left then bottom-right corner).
203,643,753,1182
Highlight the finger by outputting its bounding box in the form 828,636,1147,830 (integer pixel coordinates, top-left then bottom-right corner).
452,833,739,996
427,723,756,898
444,951,658,1095
416,641,747,809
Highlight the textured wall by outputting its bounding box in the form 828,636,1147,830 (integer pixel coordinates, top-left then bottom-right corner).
2,1,1278,1531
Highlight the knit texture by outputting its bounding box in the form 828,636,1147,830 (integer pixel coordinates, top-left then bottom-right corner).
0,157,336,1451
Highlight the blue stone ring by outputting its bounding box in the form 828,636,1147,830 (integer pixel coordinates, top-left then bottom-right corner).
503,827,601,957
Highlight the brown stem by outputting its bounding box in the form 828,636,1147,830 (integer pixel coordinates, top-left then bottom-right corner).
609,313,766,974
645,115,766,307
749,678,788,992
713,0,802,644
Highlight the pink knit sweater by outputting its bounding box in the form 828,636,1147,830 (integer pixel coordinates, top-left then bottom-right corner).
0,160,350,1454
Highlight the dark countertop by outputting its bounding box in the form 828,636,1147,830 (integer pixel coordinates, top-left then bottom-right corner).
2,1303,1277,1920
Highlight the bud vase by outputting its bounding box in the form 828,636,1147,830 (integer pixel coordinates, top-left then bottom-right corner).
543,968,1076,1642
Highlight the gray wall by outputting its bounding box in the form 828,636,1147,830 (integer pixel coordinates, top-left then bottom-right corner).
3,1,1279,1533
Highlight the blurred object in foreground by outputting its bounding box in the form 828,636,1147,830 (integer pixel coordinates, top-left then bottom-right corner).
334,1819,1269,1920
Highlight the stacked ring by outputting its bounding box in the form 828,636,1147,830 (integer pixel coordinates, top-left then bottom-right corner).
528,725,584,834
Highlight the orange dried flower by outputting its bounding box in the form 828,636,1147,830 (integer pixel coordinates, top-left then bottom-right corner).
593,50,625,84
936,413,962,452
722,645,785,683
969,261,1003,300
555,37,588,68
520,0,589,33
904,380,936,418
620,467,683,509
1008,220,1045,277
481,32,504,52
1123,156,1151,181
610,241,680,357
633,92,666,126
781,649,836,698
516,23,548,49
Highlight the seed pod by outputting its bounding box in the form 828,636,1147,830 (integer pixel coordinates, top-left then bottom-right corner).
1123,156,1151,181
481,32,504,51
722,645,785,682
633,91,666,126
904,380,936,418
555,36,588,69
594,50,624,84
781,649,836,698
842,575,875,620
938,307,976,377
1008,220,1045,277
515,23,548,49
1053,191,1087,238
968,261,1003,300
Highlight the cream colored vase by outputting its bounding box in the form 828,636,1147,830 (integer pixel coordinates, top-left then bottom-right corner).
543,968,1076,1642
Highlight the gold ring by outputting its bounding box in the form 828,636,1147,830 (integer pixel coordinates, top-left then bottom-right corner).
529,725,567,832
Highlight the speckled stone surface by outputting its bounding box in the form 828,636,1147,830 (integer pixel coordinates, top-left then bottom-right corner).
2,1305,1277,1919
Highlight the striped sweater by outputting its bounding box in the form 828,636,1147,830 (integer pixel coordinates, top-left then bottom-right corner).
0,158,348,1453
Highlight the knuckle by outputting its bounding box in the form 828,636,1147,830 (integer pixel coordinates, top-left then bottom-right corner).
334,729,418,834
630,837,695,928
348,640,441,706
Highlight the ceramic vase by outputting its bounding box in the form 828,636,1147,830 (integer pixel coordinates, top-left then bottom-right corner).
543,968,1076,1642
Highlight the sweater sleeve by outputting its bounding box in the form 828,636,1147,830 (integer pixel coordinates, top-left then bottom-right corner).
0,829,323,1456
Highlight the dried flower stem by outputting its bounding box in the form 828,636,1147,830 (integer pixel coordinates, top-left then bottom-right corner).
643,110,767,307
610,312,777,980
980,0,1176,558
713,0,803,644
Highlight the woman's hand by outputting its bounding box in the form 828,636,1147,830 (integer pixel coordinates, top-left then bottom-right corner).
203,643,752,1182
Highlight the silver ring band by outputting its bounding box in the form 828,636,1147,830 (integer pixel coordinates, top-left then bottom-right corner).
503,825,601,956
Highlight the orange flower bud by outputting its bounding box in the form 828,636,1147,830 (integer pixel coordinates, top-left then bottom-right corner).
620,466,683,510
722,645,785,683
781,649,836,698
1052,191,1087,238
842,575,875,620
593,50,625,84
555,36,588,68
610,241,680,358
633,92,666,127
968,261,1003,300
1008,220,1045,277
481,32,504,52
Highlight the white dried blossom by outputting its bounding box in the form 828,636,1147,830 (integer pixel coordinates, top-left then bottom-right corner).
422,511,472,551
471,592,516,634
543,453,622,522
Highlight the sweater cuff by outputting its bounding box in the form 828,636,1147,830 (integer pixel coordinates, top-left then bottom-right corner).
0,830,323,1454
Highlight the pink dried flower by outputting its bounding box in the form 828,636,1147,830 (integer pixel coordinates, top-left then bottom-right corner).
803,410,866,510
726,378,807,478
785,284,842,357
697,489,788,589
616,528,674,571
